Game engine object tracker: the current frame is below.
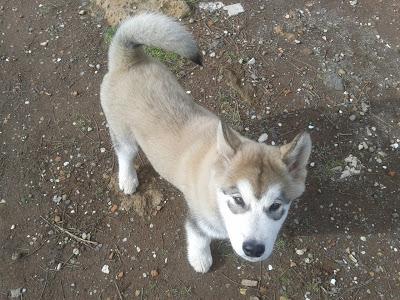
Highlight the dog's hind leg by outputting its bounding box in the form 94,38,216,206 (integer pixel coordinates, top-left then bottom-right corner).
110,130,139,194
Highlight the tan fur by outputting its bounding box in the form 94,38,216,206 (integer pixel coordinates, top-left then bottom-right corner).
101,13,312,272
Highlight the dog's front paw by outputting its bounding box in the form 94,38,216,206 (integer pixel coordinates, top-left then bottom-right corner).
188,249,213,273
118,173,139,194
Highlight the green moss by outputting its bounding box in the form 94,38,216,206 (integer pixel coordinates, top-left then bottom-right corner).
104,26,117,45
144,46,180,64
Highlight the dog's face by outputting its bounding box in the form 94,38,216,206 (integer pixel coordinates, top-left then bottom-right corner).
214,122,311,262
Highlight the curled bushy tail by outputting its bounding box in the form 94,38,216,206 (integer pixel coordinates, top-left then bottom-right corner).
108,13,202,71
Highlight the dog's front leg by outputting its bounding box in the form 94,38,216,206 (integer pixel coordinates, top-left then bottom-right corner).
185,219,213,273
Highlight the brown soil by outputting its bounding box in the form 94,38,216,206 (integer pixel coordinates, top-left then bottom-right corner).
1,0,399,299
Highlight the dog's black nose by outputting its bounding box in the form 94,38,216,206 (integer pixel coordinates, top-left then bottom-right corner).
242,240,265,258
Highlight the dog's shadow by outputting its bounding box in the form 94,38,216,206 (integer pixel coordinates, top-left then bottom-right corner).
279,98,399,237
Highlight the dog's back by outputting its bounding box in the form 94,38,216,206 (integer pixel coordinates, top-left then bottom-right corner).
100,13,216,186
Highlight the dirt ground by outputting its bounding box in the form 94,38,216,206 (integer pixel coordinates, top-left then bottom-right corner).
1,0,400,299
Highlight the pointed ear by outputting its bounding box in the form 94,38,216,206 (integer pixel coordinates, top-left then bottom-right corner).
217,121,241,161
280,132,312,176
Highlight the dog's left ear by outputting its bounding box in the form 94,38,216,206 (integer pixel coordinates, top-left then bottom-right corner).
280,132,312,176
217,121,241,161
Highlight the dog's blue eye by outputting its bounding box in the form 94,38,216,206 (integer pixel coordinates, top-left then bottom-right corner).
233,196,245,207
269,203,281,212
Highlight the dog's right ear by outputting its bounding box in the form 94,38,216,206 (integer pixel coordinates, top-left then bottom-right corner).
217,121,241,161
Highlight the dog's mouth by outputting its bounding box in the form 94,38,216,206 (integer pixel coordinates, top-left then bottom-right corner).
240,255,265,262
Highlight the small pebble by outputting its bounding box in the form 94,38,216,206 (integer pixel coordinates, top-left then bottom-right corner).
101,264,110,274
296,248,306,256
258,133,268,143
241,279,258,287
111,204,118,213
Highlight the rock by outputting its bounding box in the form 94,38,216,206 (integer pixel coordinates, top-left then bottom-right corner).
349,114,356,121
258,133,268,143
11,251,22,261
117,271,124,279
241,279,258,287
324,72,344,91
223,3,245,17
94,0,191,26
110,204,118,213
150,269,159,277
199,2,224,12
73,248,80,255
54,215,61,223
10,288,25,298
52,195,62,205
361,102,369,112
102,264,110,274
247,57,256,65
295,248,306,255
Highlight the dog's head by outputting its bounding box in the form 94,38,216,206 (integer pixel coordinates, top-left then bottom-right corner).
214,121,311,262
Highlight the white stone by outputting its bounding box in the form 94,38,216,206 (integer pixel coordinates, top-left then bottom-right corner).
101,264,110,274
223,3,245,16
258,133,268,143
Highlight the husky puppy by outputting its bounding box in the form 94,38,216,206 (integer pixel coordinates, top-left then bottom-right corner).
101,13,312,273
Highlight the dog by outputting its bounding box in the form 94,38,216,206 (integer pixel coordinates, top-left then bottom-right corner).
101,13,312,273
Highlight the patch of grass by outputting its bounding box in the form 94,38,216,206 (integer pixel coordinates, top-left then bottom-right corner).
313,158,344,182
74,114,91,131
104,26,117,45
184,0,198,10
103,27,185,71
19,196,30,206
225,52,239,62
218,94,243,130
279,272,292,287
304,281,321,294
145,46,185,72
148,282,158,293
145,46,184,71
167,285,192,297
275,238,286,252
145,46,179,63
216,240,235,257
